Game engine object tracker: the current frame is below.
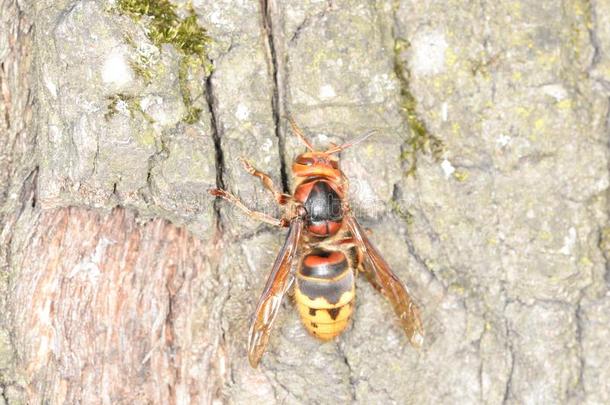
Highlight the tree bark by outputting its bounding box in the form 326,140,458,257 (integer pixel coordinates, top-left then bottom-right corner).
1,0,610,404
1,0,35,399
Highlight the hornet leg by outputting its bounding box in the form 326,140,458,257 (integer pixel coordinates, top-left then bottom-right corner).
208,188,288,227
239,157,291,205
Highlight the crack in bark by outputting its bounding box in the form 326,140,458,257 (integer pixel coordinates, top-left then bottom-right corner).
205,69,225,234
204,66,233,402
337,342,357,402
141,135,167,204
586,0,601,69
391,184,445,292
0,62,11,130
572,300,586,401
92,128,100,178
583,0,604,83
260,0,289,193
163,262,188,405
19,166,38,212
401,220,440,286
582,0,610,91
497,283,516,403
288,5,331,45
0,383,9,405
111,182,118,200
271,374,296,404
501,328,515,404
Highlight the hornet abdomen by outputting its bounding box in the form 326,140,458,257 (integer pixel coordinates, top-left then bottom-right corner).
295,249,355,340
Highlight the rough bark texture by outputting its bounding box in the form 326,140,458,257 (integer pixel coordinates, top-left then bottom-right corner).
1,0,609,404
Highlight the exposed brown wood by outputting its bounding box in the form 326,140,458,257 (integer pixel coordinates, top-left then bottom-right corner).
6,207,219,404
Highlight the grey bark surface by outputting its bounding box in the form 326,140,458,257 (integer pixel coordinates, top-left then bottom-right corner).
1,0,609,404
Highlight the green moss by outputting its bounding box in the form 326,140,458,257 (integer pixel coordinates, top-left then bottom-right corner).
117,0,212,123
122,34,161,84
105,93,132,119
131,61,154,83
105,93,154,123
469,53,501,77
118,0,210,57
389,199,414,225
394,38,444,177
178,57,203,124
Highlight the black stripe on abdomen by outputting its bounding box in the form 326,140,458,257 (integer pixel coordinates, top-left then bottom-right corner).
296,270,354,305
300,249,348,279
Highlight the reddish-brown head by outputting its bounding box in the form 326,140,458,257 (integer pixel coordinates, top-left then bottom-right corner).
292,152,341,180
288,118,375,181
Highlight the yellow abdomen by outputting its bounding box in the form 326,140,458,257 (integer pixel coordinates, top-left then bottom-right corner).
294,249,355,340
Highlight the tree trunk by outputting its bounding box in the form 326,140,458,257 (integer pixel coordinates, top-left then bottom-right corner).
1,0,610,404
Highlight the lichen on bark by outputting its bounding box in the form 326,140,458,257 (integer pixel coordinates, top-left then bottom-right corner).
393,37,445,177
